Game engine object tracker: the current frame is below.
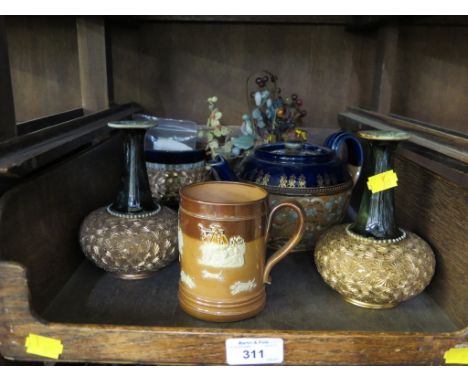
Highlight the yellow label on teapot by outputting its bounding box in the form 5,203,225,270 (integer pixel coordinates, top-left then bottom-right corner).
25,333,63,359
367,170,398,193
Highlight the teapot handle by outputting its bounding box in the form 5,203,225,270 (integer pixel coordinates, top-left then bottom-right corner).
324,132,364,185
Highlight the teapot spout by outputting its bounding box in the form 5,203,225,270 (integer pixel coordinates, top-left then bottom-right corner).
207,155,240,182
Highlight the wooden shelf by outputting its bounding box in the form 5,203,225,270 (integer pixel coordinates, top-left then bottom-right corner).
0,116,466,365
1,249,466,366
0,258,466,365
43,256,457,333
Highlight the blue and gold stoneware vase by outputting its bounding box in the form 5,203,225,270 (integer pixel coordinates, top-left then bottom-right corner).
209,132,364,251
79,120,178,279
314,130,435,308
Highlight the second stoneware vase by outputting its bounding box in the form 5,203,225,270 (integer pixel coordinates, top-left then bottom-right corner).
314,130,436,309
79,121,178,279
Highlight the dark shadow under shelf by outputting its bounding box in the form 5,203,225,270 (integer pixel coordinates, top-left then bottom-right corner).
42,252,458,332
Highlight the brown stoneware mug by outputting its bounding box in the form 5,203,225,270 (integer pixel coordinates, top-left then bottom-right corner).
178,181,306,322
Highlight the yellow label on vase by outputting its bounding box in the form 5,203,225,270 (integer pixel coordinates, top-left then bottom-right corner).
25,333,63,359
367,170,398,193
444,347,468,364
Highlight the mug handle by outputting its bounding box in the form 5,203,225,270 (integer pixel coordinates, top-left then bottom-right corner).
324,132,364,185
263,201,306,284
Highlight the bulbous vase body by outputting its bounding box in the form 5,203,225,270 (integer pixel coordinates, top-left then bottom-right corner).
80,206,177,279
315,224,435,308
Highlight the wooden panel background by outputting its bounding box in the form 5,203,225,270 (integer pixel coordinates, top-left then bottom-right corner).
0,134,123,315
394,154,468,327
392,26,468,133
4,17,468,134
110,22,377,128
5,16,82,123
0,17,16,140
77,17,109,114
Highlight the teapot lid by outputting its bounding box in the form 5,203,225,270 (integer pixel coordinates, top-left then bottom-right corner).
240,141,353,194
255,141,334,163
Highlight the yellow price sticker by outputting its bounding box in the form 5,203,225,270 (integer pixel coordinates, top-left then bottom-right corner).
367,170,398,194
444,347,468,365
25,333,63,360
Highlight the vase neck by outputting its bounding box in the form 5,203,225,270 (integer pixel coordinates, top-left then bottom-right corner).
350,139,400,240
111,129,157,215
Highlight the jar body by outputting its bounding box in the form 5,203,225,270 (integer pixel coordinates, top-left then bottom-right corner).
145,147,208,204
146,160,208,203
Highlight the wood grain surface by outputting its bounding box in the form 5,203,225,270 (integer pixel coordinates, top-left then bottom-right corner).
0,134,123,314
5,16,81,123
42,256,458,333
109,22,377,128
0,17,16,140
0,104,137,177
339,109,468,164
371,26,399,114
0,261,466,365
392,25,468,133
108,18,468,137
394,155,468,328
77,17,109,114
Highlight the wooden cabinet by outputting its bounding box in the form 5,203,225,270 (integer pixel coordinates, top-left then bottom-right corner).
0,16,467,365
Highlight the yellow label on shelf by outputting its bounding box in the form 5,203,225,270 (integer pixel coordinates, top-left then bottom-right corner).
25,333,63,360
444,347,468,365
367,170,398,193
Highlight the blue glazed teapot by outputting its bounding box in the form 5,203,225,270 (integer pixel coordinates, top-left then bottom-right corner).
209,132,364,251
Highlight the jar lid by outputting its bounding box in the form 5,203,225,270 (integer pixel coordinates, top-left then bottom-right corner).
145,148,206,165
108,120,158,129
